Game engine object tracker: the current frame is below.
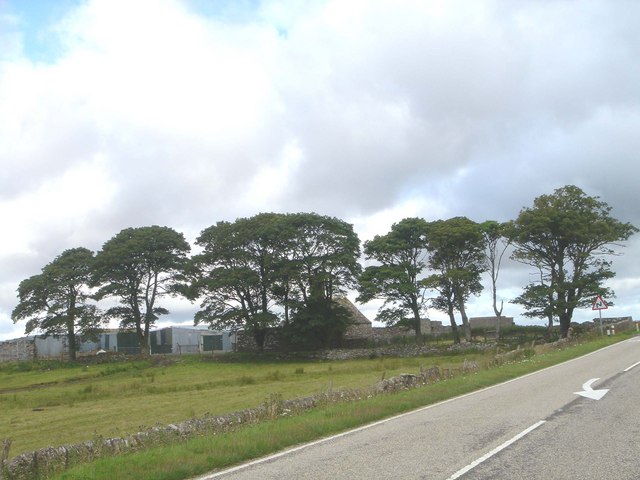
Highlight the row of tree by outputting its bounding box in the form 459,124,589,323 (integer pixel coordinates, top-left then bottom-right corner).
12,185,637,358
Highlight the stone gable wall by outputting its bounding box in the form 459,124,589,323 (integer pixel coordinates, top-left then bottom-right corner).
0,338,36,363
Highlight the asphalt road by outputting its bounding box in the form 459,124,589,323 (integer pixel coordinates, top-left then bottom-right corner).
197,338,640,480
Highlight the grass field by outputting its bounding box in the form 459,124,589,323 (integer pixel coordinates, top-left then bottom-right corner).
0,350,485,458
1,332,633,479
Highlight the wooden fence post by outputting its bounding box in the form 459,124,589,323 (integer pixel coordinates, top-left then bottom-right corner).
0,438,11,480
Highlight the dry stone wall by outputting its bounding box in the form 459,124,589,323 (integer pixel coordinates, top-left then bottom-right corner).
1,363,481,480
0,339,35,363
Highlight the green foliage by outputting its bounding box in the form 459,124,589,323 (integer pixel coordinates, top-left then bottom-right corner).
509,185,638,336
192,213,361,350
280,298,352,350
426,217,487,343
11,247,103,361
191,213,292,350
480,220,511,319
357,217,430,336
50,335,629,480
93,226,191,353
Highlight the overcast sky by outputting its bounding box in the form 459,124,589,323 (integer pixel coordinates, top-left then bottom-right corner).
1,0,639,341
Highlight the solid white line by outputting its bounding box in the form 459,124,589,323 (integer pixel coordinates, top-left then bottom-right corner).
196,339,632,479
624,361,640,372
446,421,547,480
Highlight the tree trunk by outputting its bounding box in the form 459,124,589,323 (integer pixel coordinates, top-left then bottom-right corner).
459,307,471,342
456,292,472,342
493,299,503,340
410,299,422,338
66,322,77,361
447,305,460,344
254,328,266,352
67,292,78,361
143,320,151,356
559,313,571,338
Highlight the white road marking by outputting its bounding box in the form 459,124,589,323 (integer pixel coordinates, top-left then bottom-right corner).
574,378,609,400
446,421,547,480
195,339,632,479
624,361,640,372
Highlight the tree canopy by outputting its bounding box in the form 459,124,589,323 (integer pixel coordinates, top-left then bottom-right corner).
480,220,511,336
192,213,361,350
93,226,191,354
509,185,638,337
426,217,486,343
191,213,286,350
12,247,102,360
10,185,637,357
357,217,431,336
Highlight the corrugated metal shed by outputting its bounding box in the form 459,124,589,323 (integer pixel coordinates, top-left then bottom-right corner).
151,327,235,354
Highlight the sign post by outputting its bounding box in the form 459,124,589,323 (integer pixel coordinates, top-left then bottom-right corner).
592,295,608,335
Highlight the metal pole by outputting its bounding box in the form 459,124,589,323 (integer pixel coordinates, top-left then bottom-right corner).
599,309,603,335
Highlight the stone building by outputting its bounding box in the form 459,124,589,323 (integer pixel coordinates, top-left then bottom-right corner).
336,297,373,341
0,337,36,362
469,316,515,329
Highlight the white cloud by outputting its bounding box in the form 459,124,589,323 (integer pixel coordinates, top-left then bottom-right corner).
1,0,640,339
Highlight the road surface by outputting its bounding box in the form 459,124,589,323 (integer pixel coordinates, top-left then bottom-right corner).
196,338,640,479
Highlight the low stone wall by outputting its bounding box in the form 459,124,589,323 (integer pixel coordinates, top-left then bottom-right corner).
1,363,480,480
310,342,495,361
0,339,35,363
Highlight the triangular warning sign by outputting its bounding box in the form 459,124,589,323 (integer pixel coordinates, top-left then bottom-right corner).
592,295,608,310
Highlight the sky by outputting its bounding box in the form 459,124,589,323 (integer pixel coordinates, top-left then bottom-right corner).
1,0,639,341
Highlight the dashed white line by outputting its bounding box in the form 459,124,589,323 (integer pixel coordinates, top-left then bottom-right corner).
446,421,547,480
623,361,640,372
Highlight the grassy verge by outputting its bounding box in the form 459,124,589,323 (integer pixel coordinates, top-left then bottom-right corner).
1,353,486,457
52,333,633,480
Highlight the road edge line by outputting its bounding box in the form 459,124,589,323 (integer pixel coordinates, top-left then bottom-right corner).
196,338,631,479
446,420,547,479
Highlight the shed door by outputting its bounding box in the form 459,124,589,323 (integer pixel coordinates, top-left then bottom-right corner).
203,335,223,351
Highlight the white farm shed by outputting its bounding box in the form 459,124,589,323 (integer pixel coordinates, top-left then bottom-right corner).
150,327,235,354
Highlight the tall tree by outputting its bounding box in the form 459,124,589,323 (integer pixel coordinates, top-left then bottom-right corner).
357,217,430,337
93,226,191,354
427,217,486,343
191,213,361,351
12,248,102,360
280,213,362,348
191,213,285,350
424,273,461,343
284,213,361,310
511,267,557,329
480,220,511,338
509,185,637,337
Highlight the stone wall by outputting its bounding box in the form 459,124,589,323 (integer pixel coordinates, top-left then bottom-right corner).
1,364,479,480
234,330,282,352
0,338,36,363
469,317,515,329
343,322,373,340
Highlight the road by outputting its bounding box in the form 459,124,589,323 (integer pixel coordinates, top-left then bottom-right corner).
197,338,640,479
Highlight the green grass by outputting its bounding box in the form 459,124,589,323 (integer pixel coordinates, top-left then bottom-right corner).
0,332,632,479
0,351,484,457
52,333,633,480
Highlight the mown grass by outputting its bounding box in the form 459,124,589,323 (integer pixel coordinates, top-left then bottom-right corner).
1,351,487,457
52,333,634,480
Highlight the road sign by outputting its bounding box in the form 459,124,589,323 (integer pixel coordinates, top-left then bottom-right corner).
592,295,608,311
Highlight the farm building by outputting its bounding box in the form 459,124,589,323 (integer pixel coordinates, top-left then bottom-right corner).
337,297,373,340
98,327,235,355
0,337,35,362
150,327,235,354
0,326,235,362
469,316,515,329
98,330,141,354
0,335,100,361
